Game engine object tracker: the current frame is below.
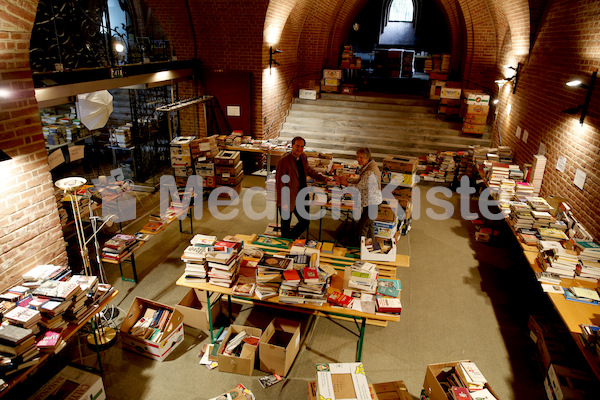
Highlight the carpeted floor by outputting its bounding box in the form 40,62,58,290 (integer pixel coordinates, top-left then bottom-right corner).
10,176,551,400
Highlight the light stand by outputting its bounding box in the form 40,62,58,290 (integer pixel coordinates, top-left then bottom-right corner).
55,177,91,276
55,177,118,349
85,201,118,348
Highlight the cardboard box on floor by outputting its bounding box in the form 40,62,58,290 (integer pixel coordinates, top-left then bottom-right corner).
307,380,411,400
218,324,262,375
175,289,221,331
423,360,499,400
28,365,105,400
315,363,371,400
120,297,185,362
259,317,301,376
544,363,596,400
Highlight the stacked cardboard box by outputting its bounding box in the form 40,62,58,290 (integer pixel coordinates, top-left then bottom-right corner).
193,135,219,188
439,83,462,116
321,69,342,93
401,50,414,77
426,53,450,81
461,92,490,135
388,49,402,78
382,155,418,208
170,136,196,189
214,150,243,194
340,45,360,69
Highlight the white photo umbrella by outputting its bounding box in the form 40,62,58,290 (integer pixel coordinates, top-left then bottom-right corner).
77,90,114,130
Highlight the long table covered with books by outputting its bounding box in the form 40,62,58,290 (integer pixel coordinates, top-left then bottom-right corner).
0,289,118,398
475,163,600,379
101,206,194,283
175,271,400,362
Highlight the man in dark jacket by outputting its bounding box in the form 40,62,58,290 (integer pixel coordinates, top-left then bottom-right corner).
275,136,327,239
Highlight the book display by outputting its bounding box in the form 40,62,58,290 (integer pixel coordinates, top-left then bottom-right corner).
475,159,600,387
0,267,117,395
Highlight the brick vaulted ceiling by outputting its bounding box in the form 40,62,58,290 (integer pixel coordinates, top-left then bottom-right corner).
142,0,535,91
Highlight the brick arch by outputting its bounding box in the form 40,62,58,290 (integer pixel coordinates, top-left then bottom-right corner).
0,0,70,288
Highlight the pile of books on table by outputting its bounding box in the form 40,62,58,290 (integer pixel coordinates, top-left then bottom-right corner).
102,233,138,261
0,325,40,377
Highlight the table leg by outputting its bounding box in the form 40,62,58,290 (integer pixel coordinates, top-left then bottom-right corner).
130,253,138,283
228,295,232,322
90,316,103,374
206,291,214,344
356,317,366,362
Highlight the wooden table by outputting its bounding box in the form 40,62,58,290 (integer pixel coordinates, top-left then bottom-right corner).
176,272,400,362
0,289,119,398
101,207,193,283
221,145,285,172
475,162,600,378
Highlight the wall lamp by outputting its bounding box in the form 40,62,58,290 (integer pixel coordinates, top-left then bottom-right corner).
0,150,12,162
563,69,597,125
495,63,521,93
269,46,282,70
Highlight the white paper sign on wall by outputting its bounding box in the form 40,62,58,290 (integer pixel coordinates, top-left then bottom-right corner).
538,142,546,156
522,130,529,143
556,156,566,173
515,126,522,139
574,169,586,190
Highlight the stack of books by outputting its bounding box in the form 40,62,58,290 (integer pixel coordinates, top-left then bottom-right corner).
515,181,534,198
4,306,42,334
36,329,65,354
537,227,568,241
0,324,40,376
207,251,240,288
509,201,534,231
102,234,138,261
129,307,173,342
22,264,67,285
348,261,378,293
456,361,488,391
530,155,547,196
190,234,217,247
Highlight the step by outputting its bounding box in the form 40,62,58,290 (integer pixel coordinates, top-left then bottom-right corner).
294,97,438,110
279,128,489,147
289,103,437,119
280,118,464,137
319,92,437,106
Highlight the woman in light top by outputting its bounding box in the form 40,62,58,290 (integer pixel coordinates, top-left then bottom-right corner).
343,147,382,244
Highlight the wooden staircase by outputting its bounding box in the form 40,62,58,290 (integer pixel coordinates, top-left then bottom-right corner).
278,93,491,161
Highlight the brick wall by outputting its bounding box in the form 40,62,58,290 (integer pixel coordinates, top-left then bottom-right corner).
492,0,600,240
0,0,68,290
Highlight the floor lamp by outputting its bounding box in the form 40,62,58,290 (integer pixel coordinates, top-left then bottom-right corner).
55,177,117,348
55,177,91,276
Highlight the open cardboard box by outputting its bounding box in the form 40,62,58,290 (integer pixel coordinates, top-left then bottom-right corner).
175,289,222,331
218,324,262,375
120,297,184,362
360,236,396,262
259,317,301,376
316,363,371,400
423,360,499,400
308,380,411,400
28,366,106,400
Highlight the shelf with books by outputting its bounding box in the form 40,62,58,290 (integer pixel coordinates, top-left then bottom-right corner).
0,288,118,398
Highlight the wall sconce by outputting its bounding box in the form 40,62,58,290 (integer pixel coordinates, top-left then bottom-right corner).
0,150,12,162
269,46,282,70
563,69,597,125
496,63,521,93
